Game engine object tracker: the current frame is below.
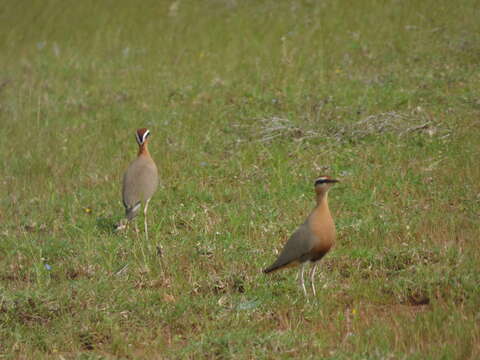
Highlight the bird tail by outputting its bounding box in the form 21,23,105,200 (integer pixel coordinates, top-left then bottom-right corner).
263,266,279,274
125,201,141,221
263,261,291,274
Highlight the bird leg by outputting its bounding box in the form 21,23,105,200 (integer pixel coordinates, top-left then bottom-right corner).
309,262,318,297
298,263,307,296
144,199,150,242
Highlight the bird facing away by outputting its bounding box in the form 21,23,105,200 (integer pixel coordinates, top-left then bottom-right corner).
263,176,339,296
116,128,159,242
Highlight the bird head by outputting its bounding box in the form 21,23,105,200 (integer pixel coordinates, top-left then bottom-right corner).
135,128,151,145
314,176,339,193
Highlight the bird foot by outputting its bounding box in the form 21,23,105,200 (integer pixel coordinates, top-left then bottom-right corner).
115,220,128,231
115,223,126,231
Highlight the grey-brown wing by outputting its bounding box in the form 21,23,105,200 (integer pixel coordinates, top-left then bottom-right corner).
122,159,158,220
264,223,314,272
135,160,158,201
122,167,141,220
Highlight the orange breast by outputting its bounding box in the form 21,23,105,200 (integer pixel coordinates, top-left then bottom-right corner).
308,206,336,261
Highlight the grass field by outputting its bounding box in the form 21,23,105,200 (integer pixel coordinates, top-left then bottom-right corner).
1,0,479,358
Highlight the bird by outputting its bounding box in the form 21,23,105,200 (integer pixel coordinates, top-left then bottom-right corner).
263,176,339,296
116,128,159,243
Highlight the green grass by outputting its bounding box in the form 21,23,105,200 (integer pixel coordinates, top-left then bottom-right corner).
1,0,479,358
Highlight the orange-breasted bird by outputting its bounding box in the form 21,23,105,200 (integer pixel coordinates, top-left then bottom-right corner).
116,128,159,242
264,176,339,296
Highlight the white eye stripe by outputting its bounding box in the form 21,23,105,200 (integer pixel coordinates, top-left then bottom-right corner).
314,177,331,186
135,130,150,144
142,130,150,142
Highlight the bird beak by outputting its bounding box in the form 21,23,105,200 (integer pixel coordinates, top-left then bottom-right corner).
326,179,339,183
